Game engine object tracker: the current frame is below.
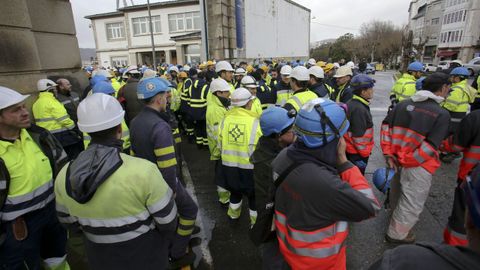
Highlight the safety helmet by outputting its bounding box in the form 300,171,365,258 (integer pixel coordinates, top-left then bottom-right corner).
294,98,349,148
95,69,112,78
309,66,325,79
141,67,148,74
37,79,58,92
142,69,157,79
333,63,340,69
85,66,94,73
90,75,108,87
280,65,293,76
235,68,247,76
307,58,316,66
450,67,470,77
92,81,115,95
333,66,353,78
260,107,295,136
407,61,424,72
137,77,172,100
199,63,207,69
372,167,395,194
317,61,327,68
231,87,254,107
126,65,140,74
259,65,269,73
183,65,191,72
77,93,125,133
206,60,215,66
323,63,335,73
416,77,426,90
215,61,234,73
246,65,254,73
178,71,188,79
241,76,258,88
350,74,375,91
346,61,355,69
169,66,179,74
210,78,231,93
289,66,310,81
462,165,480,228
0,86,29,110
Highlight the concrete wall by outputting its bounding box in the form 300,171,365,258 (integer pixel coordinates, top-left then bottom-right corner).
0,0,87,101
206,0,236,60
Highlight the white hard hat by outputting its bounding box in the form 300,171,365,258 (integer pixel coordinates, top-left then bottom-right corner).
169,66,179,73
183,65,191,72
346,61,355,68
234,68,247,76
240,76,258,88
37,79,58,92
333,63,340,69
215,61,234,73
333,66,353,78
309,66,325,79
231,88,255,107
126,65,140,74
209,78,231,93
96,69,113,78
142,69,157,79
77,93,125,133
280,65,293,76
307,58,316,66
0,86,30,110
288,66,310,81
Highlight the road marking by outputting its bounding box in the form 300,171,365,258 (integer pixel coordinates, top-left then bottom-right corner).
182,160,214,269
370,107,389,112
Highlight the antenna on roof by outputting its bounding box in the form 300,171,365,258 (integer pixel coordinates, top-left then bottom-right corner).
116,0,135,10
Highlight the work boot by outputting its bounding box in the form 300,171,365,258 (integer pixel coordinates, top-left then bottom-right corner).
385,231,416,244
217,187,230,205
169,251,196,270
249,209,258,227
227,201,242,220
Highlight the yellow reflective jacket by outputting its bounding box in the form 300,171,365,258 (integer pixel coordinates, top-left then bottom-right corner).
32,92,75,134
391,73,417,102
206,95,228,160
442,80,476,113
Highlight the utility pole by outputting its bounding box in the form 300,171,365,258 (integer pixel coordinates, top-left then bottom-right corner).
147,0,156,69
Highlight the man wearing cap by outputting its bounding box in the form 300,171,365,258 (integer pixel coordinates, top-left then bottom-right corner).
332,66,354,103
117,65,143,125
283,66,318,113
33,79,82,160
130,77,198,268
207,78,232,205
274,65,294,106
215,88,262,224
308,66,334,99
250,107,296,270
54,93,177,269
0,86,69,270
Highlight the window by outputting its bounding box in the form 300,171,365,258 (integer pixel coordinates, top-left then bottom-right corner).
459,30,463,41
463,10,467,21
168,12,200,32
432,17,439,24
132,15,161,36
106,22,125,40
111,56,128,67
459,10,463,21
184,44,200,64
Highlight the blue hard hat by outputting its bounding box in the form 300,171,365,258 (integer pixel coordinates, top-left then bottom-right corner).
351,74,375,91
450,67,469,76
137,77,172,100
373,167,395,194
85,66,94,72
90,75,108,87
463,165,480,228
260,107,296,136
294,98,349,148
416,77,426,90
92,81,114,95
141,67,148,74
407,61,424,72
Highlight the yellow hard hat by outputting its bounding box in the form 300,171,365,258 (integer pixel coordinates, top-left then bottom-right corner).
317,61,327,68
178,71,188,78
260,65,269,72
323,63,335,73
246,65,254,73
207,60,215,66
199,63,206,69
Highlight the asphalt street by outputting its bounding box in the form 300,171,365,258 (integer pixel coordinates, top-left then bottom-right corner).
182,71,460,270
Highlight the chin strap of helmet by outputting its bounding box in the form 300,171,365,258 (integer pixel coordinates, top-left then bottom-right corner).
314,104,340,146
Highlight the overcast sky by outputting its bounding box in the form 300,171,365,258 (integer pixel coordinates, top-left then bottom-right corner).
71,0,410,48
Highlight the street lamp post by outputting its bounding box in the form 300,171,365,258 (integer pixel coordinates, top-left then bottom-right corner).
147,0,156,69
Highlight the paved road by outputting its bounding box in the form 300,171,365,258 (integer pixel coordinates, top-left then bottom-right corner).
183,71,459,269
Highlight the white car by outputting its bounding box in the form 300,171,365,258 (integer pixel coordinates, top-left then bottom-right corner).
437,61,452,70
423,63,437,72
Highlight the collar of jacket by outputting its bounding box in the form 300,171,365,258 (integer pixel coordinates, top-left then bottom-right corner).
353,94,370,106
212,93,230,109
226,106,259,118
402,73,416,81
90,137,124,152
286,140,339,171
452,79,467,88
39,91,55,98
411,90,445,103
143,105,168,119
293,88,309,95
250,136,282,164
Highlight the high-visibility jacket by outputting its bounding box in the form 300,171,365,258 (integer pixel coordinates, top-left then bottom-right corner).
228,82,235,93
274,81,293,106
55,146,177,269
310,82,333,99
332,82,353,103
180,78,191,114
283,89,318,112
391,73,416,102
476,75,480,98
442,80,475,123
83,120,130,151
217,107,262,169
56,91,80,123
111,78,122,97
251,97,263,117
189,79,209,121
273,146,379,270
206,95,229,160
0,129,55,222
381,93,450,174
345,95,374,157
33,92,75,134
256,80,276,109
170,86,181,112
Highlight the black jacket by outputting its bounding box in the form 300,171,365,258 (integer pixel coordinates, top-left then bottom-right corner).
118,78,143,126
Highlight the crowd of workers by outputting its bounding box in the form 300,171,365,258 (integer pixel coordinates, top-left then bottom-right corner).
0,56,480,270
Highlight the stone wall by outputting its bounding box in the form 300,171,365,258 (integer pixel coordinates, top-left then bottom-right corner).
206,0,236,60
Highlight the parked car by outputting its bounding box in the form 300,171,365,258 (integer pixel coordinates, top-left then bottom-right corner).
423,63,437,72
463,57,480,76
437,60,452,71
366,63,376,74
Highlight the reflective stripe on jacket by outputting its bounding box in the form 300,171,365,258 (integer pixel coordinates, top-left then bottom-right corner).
391,73,416,102
344,95,374,157
83,120,130,150
33,92,75,133
442,80,475,115
284,89,318,112
206,95,228,160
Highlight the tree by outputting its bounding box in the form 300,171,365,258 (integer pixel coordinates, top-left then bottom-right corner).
329,33,355,61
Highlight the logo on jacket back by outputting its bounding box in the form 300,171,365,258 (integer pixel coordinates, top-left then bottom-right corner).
228,124,245,144
406,105,415,112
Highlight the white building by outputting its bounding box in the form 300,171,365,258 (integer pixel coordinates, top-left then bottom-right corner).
86,0,201,67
